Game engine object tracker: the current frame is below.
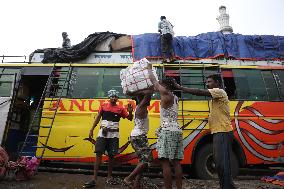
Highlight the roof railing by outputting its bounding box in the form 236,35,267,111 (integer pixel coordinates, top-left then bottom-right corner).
1,55,29,63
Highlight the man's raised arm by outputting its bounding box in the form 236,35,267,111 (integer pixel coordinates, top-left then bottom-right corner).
126,104,134,121
147,64,161,92
173,80,212,97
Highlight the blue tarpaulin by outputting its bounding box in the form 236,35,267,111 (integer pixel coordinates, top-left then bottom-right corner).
132,32,284,61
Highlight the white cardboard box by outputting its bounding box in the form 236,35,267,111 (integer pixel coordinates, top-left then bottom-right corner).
120,58,158,94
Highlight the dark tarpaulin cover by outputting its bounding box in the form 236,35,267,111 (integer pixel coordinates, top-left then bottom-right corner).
132,32,284,61
31,32,125,63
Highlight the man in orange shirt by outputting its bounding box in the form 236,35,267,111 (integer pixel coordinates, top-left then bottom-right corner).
84,89,133,188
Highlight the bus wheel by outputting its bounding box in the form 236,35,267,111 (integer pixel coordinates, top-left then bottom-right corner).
194,143,239,179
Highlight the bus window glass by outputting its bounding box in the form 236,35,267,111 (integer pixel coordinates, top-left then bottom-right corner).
180,68,205,100
261,70,280,101
233,69,267,101
102,68,126,98
0,76,13,97
222,69,236,100
179,68,217,100
72,67,163,99
273,70,284,99
0,68,20,97
71,68,104,98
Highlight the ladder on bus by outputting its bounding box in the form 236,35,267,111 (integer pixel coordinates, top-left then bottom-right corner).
19,64,73,161
0,68,23,146
176,62,223,127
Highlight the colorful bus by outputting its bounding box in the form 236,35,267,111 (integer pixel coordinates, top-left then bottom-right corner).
0,53,284,179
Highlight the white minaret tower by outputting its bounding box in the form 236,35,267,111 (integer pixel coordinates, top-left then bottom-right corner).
216,6,233,34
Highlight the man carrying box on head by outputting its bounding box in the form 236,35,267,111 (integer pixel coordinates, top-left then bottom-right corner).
123,88,154,189
84,89,133,188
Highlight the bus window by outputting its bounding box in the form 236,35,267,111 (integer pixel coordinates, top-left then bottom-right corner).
273,70,284,100
0,68,20,97
102,68,126,98
222,69,236,100
0,75,14,97
233,69,267,101
71,67,163,99
71,67,104,98
178,67,217,100
261,70,280,101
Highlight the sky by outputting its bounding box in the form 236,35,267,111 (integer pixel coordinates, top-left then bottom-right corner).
1,0,284,60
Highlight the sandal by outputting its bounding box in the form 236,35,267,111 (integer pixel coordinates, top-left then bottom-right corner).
83,180,96,188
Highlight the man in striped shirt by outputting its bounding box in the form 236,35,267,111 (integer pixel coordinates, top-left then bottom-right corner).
84,89,133,188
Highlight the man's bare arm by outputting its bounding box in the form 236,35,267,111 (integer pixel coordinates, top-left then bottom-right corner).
126,104,134,121
147,64,165,93
174,81,212,97
139,94,152,108
89,111,102,138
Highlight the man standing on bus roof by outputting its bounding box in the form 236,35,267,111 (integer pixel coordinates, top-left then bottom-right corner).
173,74,236,189
123,89,154,189
84,89,133,188
158,16,175,63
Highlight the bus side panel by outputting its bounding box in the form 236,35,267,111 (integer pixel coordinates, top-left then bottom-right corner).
231,101,284,165
37,99,284,166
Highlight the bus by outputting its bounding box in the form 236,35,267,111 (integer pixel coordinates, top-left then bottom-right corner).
0,52,283,179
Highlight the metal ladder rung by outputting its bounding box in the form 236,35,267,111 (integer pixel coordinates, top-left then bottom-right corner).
22,141,38,145
49,84,66,87
50,78,69,82
31,124,52,128
39,126,52,128
30,146,45,148
40,107,57,110
28,135,48,137
50,75,69,78
43,99,60,102
19,152,34,155
39,116,54,119
51,70,70,73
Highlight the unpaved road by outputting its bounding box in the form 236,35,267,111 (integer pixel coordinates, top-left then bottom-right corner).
0,172,282,189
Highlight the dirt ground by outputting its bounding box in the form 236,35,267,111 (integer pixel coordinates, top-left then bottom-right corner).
0,172,282,189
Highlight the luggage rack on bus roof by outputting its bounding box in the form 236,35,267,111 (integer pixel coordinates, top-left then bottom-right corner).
1,55,28,64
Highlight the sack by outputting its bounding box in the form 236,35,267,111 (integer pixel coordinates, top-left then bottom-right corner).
120,58,158,94
14,156,39,181
0,146,9,179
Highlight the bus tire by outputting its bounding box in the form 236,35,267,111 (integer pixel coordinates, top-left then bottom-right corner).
194,143,239,179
